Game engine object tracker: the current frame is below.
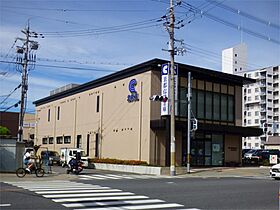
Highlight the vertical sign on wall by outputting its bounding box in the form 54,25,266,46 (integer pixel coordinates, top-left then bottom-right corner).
161,63,178,116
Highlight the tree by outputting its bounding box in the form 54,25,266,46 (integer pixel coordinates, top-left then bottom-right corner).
0,126,11,136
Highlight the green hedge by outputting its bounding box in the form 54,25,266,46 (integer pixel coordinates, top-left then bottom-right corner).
89,158,148,166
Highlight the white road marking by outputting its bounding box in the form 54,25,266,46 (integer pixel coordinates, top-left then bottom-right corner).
43,192,134,198
36,189,122,194
0,204,11,207
63,199,164,208
53,195,149,203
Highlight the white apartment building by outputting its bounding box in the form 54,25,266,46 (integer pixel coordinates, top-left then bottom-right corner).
222,43,247,74
222,44,280,149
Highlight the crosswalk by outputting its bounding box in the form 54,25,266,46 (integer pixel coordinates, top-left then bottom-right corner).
78,174,178,180
5,180,195,210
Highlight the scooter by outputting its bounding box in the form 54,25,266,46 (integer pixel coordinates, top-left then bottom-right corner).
66,159,83,175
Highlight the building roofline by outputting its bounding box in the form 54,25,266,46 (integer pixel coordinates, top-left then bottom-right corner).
34,58,255,106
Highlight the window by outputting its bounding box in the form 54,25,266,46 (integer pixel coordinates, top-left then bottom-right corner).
235,61,237,64
56,136,63,144
221,95,227,121
205,92,213,120
49,137,54,144
268,82,272,86
57,106,60,120
255,88,259,92
77,135,82,148
248,112,251,116
248,74,251,78
95,133,99,158
48,109,51,122
255,72,259,77
235,54,237,57
255,96,258,100
197,90,205,119
228,96,234,121
179,87,187,117
42,138,48,144
248,120,251,125
64,136,71,144
255,111,259,116
248,97,251,101
255,119,259,124
96,95,100,113
255,143,259,147
248,89,251,94
213,93,220,121
191,89,197,117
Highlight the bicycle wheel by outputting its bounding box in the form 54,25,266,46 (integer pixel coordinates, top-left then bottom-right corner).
35,168,45,177
16,168,26,178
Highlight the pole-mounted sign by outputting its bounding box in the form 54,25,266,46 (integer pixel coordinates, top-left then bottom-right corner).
161,63,178,116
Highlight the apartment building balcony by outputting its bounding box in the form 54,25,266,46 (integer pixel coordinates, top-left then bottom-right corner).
259,83,266,88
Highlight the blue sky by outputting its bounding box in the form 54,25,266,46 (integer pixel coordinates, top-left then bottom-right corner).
0,0,279,113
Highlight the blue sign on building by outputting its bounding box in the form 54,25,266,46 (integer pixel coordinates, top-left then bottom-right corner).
127,79,139,103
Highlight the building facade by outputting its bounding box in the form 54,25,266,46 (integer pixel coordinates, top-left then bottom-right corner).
34,59,262,167
222,44,280,149
0,111,35,141
237,66,280,148
222,43,247,74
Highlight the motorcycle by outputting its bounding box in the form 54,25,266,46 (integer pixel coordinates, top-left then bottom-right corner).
66,159,83,175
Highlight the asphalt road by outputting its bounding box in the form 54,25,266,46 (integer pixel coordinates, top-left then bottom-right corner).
1,168,279,210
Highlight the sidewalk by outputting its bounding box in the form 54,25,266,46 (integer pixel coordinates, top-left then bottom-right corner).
183,166,271,178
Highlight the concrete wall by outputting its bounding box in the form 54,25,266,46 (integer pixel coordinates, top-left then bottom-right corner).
0,138,25,172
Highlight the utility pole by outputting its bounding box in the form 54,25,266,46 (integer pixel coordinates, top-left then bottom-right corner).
187,72,191,173
169,0,176,176
16,21,41,142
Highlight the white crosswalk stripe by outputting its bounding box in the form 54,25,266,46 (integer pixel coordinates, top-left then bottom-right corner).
79,174,174,180
5,180,189,209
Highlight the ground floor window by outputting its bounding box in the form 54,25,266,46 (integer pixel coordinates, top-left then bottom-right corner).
185,132,224,166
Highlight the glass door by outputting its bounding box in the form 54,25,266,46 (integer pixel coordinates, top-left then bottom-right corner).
212,134,224,166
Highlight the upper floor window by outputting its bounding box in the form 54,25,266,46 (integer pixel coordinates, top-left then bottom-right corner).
96,95,100,113
56,136,63,144
42,138,48,144
48,109,51,122
49,137,54,144
57,106,60,120
64,136,71,144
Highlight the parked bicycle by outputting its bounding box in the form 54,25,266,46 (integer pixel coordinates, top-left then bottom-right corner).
16,162,45,178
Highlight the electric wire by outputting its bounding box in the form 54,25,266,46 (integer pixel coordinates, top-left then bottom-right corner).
0,84,21,105
204,0,280,29
180,1,280,45
0,60,118,73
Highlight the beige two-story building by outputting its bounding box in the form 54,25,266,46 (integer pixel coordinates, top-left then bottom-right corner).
33,58,262,167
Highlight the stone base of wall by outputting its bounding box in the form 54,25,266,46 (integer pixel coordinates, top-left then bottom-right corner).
90,163,189,175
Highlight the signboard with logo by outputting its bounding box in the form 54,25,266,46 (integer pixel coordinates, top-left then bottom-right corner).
270,155,278,164
161,63,178,116
127,79,139,103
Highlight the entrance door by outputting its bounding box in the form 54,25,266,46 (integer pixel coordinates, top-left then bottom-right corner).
191,140,204,166
212,134,224,166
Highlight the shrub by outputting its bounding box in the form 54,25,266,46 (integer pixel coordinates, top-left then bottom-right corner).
89,158,148,166
0,126,11,136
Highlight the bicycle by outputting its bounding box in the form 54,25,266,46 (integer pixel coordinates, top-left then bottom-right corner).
16,162,45,178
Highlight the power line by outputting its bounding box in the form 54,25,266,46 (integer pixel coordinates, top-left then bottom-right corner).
204,0,280,29
180,1,280,45
1,101,21,112
1,5,154,12
0,60,117,73
0,84,21,105
0,54,133,66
